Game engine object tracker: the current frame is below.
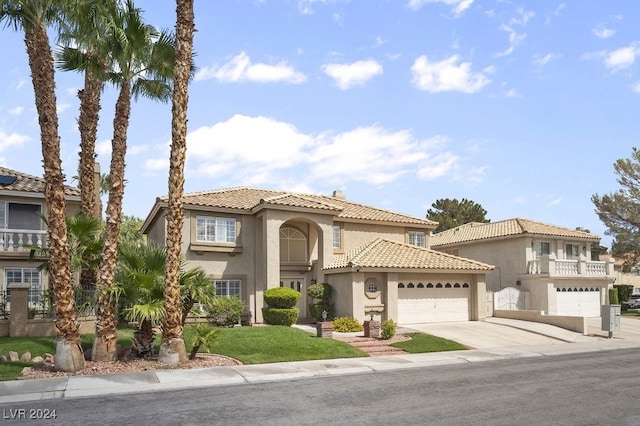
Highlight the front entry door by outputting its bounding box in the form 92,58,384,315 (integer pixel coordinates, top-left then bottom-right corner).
280,277,306,320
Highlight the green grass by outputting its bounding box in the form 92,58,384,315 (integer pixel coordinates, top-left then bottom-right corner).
0,362,34,381
184,325,367,364
391,333,467,353
0,336,56,359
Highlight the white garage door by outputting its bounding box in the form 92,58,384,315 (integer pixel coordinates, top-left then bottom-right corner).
398,285,471,324
556,288,601,317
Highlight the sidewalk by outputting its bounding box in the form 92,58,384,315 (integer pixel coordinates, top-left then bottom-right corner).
2,317,639,404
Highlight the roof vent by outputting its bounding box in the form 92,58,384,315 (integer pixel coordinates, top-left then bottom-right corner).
332,190,345,200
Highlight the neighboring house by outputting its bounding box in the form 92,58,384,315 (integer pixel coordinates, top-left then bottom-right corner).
141,187,494,324
0,167,81,310
430,218,616,317
600,253,640,295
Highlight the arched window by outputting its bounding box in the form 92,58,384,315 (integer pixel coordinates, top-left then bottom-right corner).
436,283,443,288
398,283,405,288
445,283,452,288
454,283,461,288
279,226,307,263
427,283,433,288
462,283,469,288
407,283,415,288
417,283,424,288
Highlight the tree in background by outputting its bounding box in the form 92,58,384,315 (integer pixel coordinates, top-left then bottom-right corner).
427,198,490,233
592,147,640,272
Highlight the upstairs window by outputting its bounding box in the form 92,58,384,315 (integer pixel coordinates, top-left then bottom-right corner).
196,216,236,243
566,243,580,260
535,241,550,257
408,231,425,248
332,225,341,249
213,279,241,298
0,201,42,230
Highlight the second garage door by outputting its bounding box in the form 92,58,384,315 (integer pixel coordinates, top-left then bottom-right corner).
398,283,471,324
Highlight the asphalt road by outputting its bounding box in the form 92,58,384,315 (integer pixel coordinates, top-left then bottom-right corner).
2,348,640,425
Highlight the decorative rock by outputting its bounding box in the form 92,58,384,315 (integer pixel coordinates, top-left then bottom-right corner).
9,351,19,362
0,355,7,362
32,356,44,364
20,352,32,362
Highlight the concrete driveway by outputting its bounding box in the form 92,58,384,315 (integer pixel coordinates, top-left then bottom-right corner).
401,320,572,349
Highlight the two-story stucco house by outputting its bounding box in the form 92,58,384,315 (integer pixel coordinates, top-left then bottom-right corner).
0,167,81,310
430,218,616,317
141,187,494,325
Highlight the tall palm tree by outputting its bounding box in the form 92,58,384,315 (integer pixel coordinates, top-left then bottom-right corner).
92,0,176,362
159,0,195,365
0,0,84,372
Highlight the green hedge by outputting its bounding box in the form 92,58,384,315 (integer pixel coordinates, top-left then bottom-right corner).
264,287,301,309
262,307,299,326
333,316,363,332
207,297,244,327
309,302,334,322
307,282,332,301
381,319,396,340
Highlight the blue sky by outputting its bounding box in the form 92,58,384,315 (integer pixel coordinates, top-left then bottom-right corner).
1,0,638,248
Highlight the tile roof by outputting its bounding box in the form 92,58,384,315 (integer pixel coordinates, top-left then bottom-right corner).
430,218,600,247
0,166,80,197
158,187,436,227
325,238,494,271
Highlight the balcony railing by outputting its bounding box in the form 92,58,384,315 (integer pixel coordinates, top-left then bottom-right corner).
0,229,47,252
527,254,614,277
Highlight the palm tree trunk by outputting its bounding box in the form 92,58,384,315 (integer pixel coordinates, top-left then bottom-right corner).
93,79,131,362
158,0,194,365
132,319,155,358
24,21,84,372
78,70,102,219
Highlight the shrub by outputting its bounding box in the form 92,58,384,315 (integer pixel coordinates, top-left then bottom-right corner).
380,319,396,340
609,287,619,305
615,284,634,304
264,287,301,309
206,297,244,327
262,307,299,326
308,302,334,322
307,282,332,301
332,316,364,333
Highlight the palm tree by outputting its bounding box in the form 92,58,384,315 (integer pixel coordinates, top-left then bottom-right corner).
116,242,214,358
159,0,195,365
92,0,176,361
0,0,84,372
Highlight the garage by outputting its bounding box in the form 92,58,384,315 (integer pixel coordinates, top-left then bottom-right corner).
555,287,601,317
398,282,471,324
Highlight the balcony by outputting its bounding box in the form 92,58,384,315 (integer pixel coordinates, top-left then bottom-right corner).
0,229,47,252
527,254,614,277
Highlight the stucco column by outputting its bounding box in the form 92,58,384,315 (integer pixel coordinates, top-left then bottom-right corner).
352,272,365,323
385,272,398,323
470,275,487,321
8,283,29,337
545,282,556,315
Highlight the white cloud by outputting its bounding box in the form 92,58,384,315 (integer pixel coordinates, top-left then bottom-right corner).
593,26,615,39
407,0,473,17
603,44,639,71
95,139,112,156
631,81,640,93
195,52,307,84
321,60,383,90
297,0,349,14
128,145,149,156
533,53,559,66
503,88,520,98
549,198,561,206
496,9,534,57
144,115,465,188
0,130,29,152
8,106,24,116
57,103,71,114
411,55,490,93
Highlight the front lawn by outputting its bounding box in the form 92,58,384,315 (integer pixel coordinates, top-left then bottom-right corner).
184,325,367,364
391,333,467,353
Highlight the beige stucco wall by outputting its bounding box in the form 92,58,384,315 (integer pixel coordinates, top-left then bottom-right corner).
340,222,408,251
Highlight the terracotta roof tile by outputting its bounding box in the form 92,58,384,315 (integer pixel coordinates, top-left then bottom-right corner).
325,238,494,271
430,218,600,247
0,166,80,197
160,187,436,227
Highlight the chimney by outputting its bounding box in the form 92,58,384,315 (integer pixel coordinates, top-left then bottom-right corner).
332,190,345,200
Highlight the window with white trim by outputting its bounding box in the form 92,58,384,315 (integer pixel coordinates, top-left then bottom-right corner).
332,225,341,249
5,267,41,305
280,227,307,263
196,216,236,243
408,231,425,248
213,279,241,298
535,241,550,257
565,243,580,260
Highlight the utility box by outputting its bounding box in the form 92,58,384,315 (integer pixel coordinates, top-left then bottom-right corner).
601,304,621,337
